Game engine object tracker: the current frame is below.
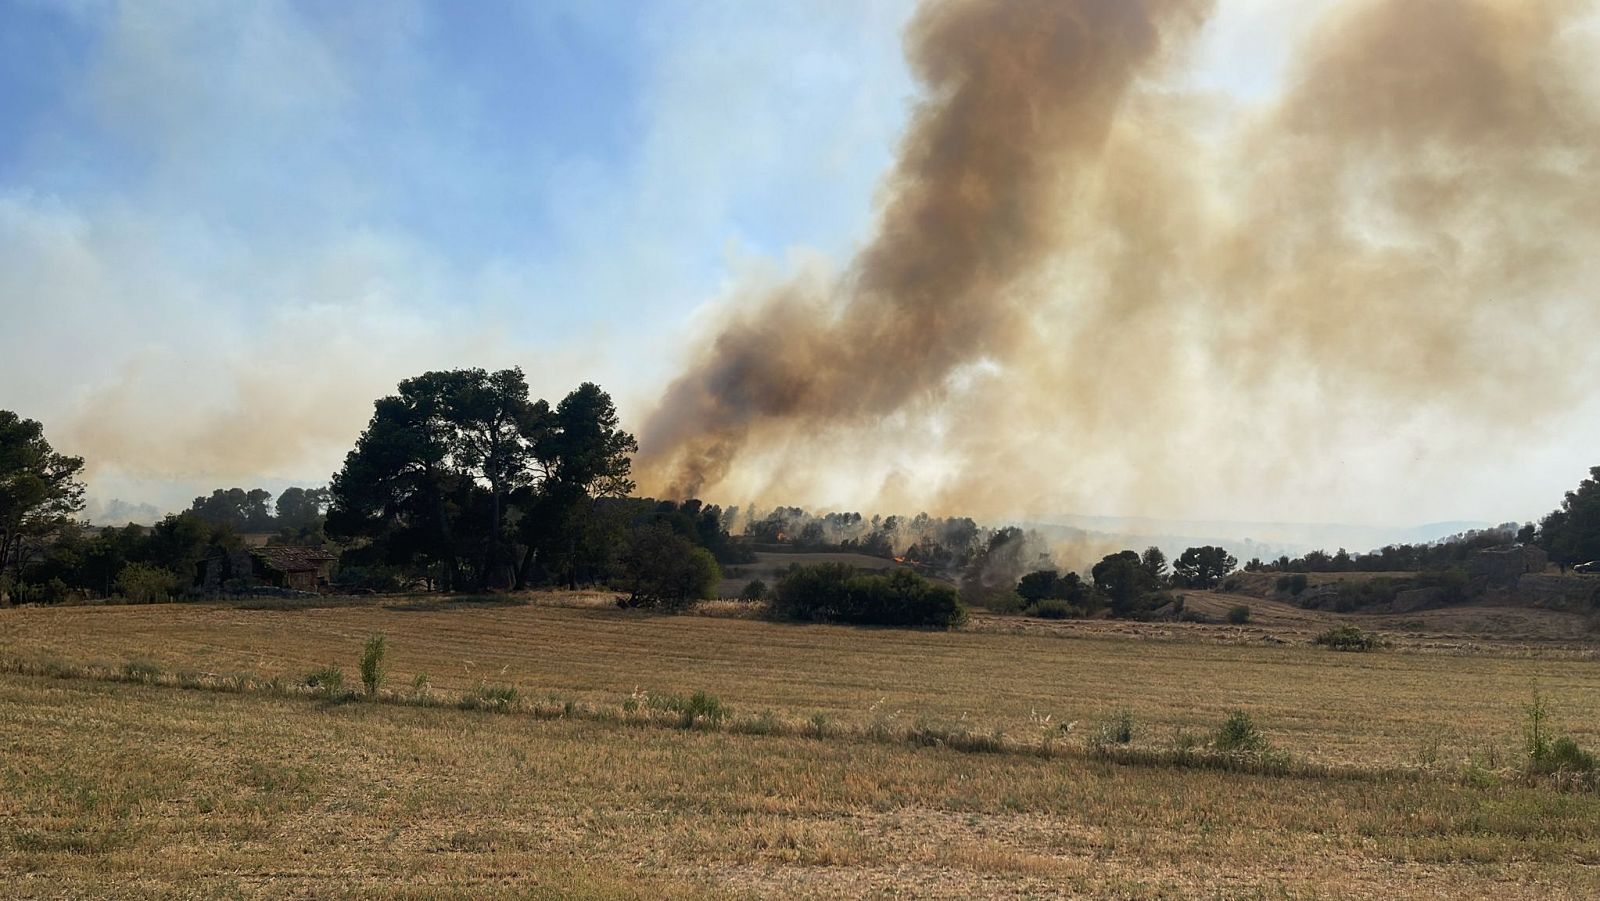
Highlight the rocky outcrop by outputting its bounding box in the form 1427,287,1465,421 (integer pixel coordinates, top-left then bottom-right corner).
1515,574,1600,614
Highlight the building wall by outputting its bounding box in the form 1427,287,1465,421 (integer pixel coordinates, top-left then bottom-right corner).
283,570,320,592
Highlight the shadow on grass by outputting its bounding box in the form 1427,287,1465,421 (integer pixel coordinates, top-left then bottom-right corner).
226,595,382,612
384,594,532,612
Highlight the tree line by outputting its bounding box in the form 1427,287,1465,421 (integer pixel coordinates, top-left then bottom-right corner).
1000,545,1238,621
0,372,747,607
5,379,1600,611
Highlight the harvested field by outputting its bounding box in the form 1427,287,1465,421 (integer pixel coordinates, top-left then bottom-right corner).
5,595,1600,898
3,595,1597,769
4,666,1600,899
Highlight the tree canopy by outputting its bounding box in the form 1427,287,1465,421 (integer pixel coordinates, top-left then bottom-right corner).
325,370,637,591
0,411,86,593
1172,546,1238,589
1538,466,1600,567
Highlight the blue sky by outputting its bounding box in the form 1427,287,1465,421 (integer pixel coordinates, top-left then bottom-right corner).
0,0,920,511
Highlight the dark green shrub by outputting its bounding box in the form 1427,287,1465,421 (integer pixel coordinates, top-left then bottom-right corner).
1545,737,1598,773
1525,690,1598,775
1213,710,1268,753
330,565,405,593
767,562,853,621
1275,573,1309,595
1313,625,1379,651
31,578,73,604
980,589,1026,615
738,578,768,602
1017,570,1061,604
115,564,179,604
1027,598,1076,620
620,524,720,613
1414,568,1471,604
677,690,727,729
1226,605,1252,624
770,564,966,628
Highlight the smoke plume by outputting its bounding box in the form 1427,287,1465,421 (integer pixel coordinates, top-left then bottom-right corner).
637,0,1600,518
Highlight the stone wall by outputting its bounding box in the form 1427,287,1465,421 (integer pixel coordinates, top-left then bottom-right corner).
1515,574,1600,614
1467,545,1548,587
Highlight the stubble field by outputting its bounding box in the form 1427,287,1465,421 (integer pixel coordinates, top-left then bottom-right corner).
3,594,1598,898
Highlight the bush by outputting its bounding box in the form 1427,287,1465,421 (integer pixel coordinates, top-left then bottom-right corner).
770,564,966,629
674,690,728,729
115,564,180,604
463,683,519,711
330,565,404,593
1090,709,1136,750
738,578,768,602
1213,710,1268,753
1276,573,1308,596
1226,605,1252,625
359,634,387,697
1026,598,1077,620
305,666,345,697
767,562,852,621
1017,570,1061,604
1544,737,1598,773
621,525,720,612
978,589,1026,615
1524,690,1598,775
1313,625,1380,651
1415,568,1471,604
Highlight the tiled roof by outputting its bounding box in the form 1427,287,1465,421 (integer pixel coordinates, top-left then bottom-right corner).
250,545,338,571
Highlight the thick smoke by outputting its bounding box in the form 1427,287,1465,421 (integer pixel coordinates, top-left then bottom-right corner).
639,0,1215,498
637,0,1600,517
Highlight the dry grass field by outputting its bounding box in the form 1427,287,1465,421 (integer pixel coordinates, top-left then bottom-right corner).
4,594,1600,898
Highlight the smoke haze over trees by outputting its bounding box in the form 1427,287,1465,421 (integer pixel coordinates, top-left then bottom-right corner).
634,0,1600,521
6,1,1598,529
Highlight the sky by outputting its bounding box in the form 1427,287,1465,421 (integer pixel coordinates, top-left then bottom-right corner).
1,0,1597,531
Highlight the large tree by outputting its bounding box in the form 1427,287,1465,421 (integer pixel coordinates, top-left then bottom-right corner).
188,487,275,531
327,371,637,591
275,486,330,529
0,411,86,594
447,368,544,586
516,382,637,589
1538,466,1600,568
326,371,470,588
1092,550,1159,617
1172,545,1238,589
